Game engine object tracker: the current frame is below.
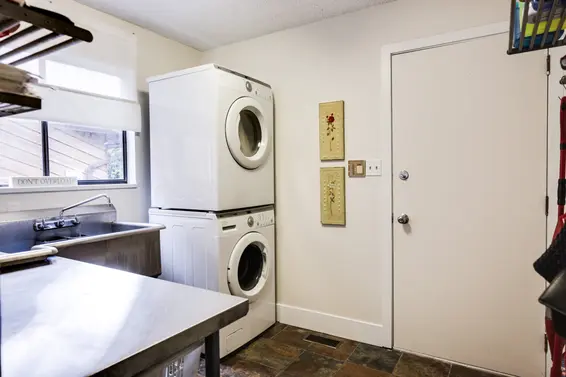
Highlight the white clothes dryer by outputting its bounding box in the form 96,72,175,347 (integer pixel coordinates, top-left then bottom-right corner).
149,206,276,358
148,64,274,211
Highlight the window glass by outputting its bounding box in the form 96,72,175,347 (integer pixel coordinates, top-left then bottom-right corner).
0,119,43,186
47,123,125,181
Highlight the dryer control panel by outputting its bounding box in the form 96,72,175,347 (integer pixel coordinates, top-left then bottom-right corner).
217,67,273,102
219,207,275,233
243,80,272,102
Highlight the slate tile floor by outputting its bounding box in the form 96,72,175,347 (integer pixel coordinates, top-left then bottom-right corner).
198,323,501,377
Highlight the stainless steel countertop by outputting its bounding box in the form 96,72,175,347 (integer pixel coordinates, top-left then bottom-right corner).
1,257,249,377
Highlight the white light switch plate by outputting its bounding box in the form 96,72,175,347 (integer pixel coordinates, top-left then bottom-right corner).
366,159,382,176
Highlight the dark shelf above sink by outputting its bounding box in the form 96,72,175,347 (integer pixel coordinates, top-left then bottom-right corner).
0,90,40,116
0,0,93,118
0,0,93,65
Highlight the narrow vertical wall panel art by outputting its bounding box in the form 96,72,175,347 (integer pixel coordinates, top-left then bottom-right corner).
320,167,346,225
319,100,345,161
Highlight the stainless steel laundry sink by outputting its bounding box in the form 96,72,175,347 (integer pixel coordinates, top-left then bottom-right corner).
35,222,164,247
0,196,164,277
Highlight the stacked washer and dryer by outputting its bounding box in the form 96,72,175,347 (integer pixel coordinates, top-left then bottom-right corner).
147,65,276,358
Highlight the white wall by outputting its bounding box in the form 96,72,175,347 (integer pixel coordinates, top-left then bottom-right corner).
202,0,510,345
0,0,201,223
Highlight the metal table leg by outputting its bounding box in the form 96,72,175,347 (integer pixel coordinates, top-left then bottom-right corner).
205,331,220,377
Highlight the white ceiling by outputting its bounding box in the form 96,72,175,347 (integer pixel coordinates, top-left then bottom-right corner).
75,0,393,51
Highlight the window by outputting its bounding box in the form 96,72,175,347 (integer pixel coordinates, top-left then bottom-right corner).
0,22,139,188
0,118,127,187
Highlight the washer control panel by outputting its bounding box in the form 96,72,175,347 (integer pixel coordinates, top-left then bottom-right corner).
219,208,275,233
254,212,274,228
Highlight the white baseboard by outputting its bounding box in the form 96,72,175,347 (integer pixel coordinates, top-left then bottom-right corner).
276,303,388,347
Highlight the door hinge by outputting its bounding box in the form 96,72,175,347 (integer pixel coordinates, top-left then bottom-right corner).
545,333,549,353
546,195,550,216
547,54,551,76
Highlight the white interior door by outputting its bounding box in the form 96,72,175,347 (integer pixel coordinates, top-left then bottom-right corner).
392,33,547,376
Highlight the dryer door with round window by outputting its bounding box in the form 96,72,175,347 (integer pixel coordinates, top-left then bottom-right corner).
225,97,271,170
227,232,271,302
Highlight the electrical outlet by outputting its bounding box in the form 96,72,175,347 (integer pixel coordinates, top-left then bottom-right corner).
366,159,382,176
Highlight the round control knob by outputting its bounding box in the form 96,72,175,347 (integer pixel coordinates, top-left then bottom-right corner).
247,216,254,227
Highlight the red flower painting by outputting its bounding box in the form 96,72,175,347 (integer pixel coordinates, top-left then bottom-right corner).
326,113,336,151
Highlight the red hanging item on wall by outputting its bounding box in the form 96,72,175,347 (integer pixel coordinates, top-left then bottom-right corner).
554,97,566,238
548,96,566,377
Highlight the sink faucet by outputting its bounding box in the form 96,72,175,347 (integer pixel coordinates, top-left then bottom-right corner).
59,194,112,217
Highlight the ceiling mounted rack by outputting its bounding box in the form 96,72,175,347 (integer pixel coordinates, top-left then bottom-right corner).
508,0,566,55
0,0,93,117
0,90,39,116
0,0,93,65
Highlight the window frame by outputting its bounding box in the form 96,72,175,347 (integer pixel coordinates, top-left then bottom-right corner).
39,121,128,185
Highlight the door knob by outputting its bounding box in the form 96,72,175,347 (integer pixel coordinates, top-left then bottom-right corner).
397,214,410,224
399,170,409,181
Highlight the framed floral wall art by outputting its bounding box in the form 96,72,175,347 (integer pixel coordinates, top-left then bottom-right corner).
319,101,345,161
320,167,346,225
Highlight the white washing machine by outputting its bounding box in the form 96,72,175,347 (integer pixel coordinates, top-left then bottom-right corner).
148,64,274,212
148,206,276,358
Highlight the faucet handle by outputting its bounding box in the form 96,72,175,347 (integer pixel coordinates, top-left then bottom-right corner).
33,219,46,231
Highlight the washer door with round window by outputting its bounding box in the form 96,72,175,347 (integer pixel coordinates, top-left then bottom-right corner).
227,232,271,302
225,97,271,170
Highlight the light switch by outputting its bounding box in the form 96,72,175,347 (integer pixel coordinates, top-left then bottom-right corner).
348,160,366,177
366,159,382,176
